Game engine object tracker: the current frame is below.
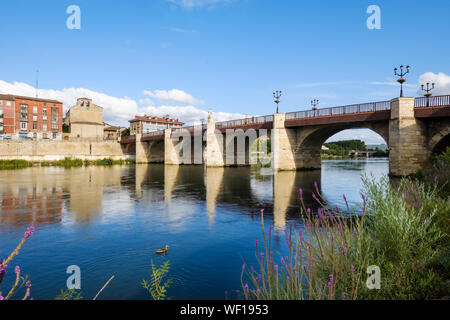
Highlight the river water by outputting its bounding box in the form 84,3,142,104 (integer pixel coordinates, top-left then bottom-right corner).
0,159,388,300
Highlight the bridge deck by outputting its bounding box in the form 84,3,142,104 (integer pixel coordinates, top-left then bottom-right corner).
120,95,450,144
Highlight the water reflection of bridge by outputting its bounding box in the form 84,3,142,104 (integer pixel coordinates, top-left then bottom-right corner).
0,165,325,229
134,164,322,229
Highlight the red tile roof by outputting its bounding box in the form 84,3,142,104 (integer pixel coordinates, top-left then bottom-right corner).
0,94,62,104
129,115,184,125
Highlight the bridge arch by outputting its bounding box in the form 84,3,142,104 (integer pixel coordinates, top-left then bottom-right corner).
293,122,389,169
430,128,450,155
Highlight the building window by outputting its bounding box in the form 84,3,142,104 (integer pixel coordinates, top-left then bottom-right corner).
33,106,38,114
33,123,37,130
43,124,47,132
33,116,38,122
43,108,47,116
52,124,58,130
6,101,11,106
0,100,2,105
20,122,28,130
20,104,28,113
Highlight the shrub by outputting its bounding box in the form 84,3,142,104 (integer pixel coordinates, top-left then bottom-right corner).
241,177,449,300
142,260,172,300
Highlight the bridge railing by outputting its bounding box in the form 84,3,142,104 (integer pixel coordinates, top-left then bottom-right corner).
285,100,391,120
171,125,207,134
142,130,165,138
414,95,450,108
216,115,273,129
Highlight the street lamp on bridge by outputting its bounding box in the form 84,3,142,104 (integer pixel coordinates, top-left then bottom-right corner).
394,65,410,97
311,99,319,110
421,82,435,107
273,90,282,114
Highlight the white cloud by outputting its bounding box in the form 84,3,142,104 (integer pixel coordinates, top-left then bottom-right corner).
142,89,203,105
161,26,196,33
0,80,138,126
369,81,416,88
139,104,245,125
166,0,234,9
0,79,245,127
418,72,450,95
326,129,386,145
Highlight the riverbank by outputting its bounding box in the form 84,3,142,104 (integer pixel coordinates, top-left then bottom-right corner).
0,158,135,170
241,148,450,300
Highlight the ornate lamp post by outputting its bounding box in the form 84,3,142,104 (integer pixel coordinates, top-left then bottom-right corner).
421,82,435,107
394,65,410,97
273,90,282,114
311,99,319,110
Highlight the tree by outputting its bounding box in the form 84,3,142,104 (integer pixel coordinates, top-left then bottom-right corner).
121,128,130,137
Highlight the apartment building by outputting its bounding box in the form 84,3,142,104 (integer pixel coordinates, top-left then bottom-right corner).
0,94,63,139
0,95,15,135
129,115,184,136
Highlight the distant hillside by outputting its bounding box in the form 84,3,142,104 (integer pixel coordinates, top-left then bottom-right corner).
367,144,388,151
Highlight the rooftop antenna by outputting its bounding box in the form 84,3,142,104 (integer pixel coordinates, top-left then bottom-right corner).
35,69,39,98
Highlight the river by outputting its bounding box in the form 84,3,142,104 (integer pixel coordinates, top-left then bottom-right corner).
0,158,389,300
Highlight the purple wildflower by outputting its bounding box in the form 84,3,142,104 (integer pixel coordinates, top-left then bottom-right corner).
15,266,20,274
350,265,355,272
299,230,304,242
269,225,272,238
24,226,35,238
242,263,246,271
306,208,311,214
343,247,348,255
274,265,278,273
0,263,7,275
25,280,31,288
256,289,261,296
244,284,249,293
341,292,346,300
0,296,3,300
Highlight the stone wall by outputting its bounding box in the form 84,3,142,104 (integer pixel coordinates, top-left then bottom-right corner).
0,140,135,161
389,97,429,176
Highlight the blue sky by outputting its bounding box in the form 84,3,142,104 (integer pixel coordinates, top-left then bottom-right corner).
1,0,450,143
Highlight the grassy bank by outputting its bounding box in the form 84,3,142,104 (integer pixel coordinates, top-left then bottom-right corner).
241,148,450,300
0,158,135,170
0,160,33,170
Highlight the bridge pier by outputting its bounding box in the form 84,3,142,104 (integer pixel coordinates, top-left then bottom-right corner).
135,134,149,163
165,128,182,165
205,111,225,167
272,113,299,171
389,97,429,176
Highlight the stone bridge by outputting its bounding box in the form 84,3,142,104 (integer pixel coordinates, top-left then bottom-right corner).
120,96,450,176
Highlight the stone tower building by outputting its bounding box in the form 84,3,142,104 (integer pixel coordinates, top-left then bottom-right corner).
65,98,104,140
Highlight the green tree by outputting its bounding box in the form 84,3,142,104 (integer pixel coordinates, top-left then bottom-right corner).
121,128,130,137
